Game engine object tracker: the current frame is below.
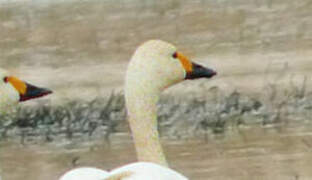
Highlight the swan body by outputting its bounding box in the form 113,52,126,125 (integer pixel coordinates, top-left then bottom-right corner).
60,162,187,180
107,162,187,180
59,40,216,180
59,167,108,180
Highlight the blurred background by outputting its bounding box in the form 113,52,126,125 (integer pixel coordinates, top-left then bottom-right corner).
0,0,312,179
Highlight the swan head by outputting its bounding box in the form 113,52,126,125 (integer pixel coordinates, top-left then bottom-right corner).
125,40,216,165
126,40,216,92
0,69,52,108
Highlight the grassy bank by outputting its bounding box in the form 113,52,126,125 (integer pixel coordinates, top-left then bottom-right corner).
1,80,311,144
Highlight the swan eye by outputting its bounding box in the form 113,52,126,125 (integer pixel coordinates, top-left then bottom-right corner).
172,52,178,59
3,77,8,83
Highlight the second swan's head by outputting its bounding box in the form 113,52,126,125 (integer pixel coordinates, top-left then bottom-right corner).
126,40,216,92
0,69,52,104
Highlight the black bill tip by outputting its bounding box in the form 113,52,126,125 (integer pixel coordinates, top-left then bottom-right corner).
185,62,217,80
19,83,53,102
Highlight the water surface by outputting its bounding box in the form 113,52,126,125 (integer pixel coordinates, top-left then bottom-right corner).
1,124,312,180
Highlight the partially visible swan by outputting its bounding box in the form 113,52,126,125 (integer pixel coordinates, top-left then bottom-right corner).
0,69,52,180
0,69,52,114
59,40,216,180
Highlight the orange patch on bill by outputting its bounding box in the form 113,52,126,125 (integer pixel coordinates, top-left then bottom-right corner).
7,76,27,95
176,52,193,73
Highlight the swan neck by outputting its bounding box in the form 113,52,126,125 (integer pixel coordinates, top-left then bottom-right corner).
125,88,168,167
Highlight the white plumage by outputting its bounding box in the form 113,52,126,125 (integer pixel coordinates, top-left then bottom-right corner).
59,168,109,180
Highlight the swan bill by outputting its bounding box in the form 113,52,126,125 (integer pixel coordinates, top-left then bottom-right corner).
6,76,52,102
185,62,217,80
19,82,52,102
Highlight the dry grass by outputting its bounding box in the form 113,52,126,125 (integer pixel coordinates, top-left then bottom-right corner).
1,79,311,143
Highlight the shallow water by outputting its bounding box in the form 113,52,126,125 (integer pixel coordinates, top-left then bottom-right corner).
1,124,312,180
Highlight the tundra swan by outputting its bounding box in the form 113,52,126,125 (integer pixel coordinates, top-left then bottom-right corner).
59,40,216,180
0,68,52,180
